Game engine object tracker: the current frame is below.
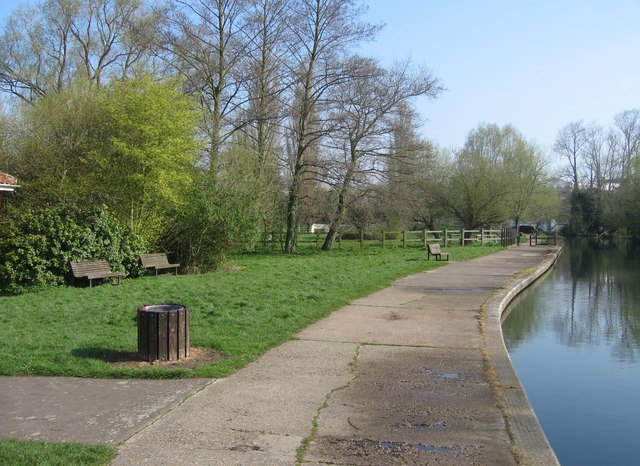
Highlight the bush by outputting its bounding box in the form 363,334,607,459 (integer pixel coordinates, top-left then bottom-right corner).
0,205,145,293
340,231,380,241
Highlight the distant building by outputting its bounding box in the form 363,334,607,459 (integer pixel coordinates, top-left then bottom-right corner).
309,223,330,233
0,171,19,216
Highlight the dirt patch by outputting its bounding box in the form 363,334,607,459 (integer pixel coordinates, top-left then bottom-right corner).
105,347,226,369
224,265,244,272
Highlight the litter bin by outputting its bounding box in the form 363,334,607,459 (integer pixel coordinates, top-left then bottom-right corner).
137,304,190,362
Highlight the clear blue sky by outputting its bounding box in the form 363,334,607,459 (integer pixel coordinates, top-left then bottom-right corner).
360,0,640,151
2,0,639,151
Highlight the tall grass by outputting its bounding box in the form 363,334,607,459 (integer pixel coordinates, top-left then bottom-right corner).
0,244,500,379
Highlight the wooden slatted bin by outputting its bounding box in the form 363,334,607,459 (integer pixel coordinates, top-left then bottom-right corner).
137,304,190,362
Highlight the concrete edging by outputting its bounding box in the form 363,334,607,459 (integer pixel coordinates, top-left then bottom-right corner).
483,247,562,465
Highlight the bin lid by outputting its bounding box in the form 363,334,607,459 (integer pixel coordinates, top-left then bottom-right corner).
139,304,185,313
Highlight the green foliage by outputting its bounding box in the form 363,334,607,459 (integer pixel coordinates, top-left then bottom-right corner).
566,189,604,235
96,76,202,240
440,123,548,230
0,439,116,466
159,184,232,273
617,170,640,238
0,205,145,293
7,77,202,246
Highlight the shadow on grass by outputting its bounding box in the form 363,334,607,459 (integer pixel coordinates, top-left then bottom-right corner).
71,346,227,369
71,347,140,363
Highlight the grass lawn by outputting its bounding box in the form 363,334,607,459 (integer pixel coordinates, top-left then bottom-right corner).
0,439,116,466
0,243,501,379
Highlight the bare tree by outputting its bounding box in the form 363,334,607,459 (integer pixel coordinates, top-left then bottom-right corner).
0,0,153,101
282,0,381,253
240,0,290,164
320,57,442,250
613,109,640,183
553,121,587,191
155,0,250,173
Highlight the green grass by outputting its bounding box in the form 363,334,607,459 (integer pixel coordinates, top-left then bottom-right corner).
0,439,116,466
0,244,501,379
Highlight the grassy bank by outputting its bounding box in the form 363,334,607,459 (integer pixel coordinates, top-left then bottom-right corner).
0,244,501,379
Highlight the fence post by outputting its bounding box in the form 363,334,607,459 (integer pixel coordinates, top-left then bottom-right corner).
480,228,485,246
423,229,427,247
402,230,406,249
444,228,448,247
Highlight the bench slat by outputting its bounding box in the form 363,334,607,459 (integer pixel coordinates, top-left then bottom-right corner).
140,253,179,276
70,260,124,287
427,244,450,261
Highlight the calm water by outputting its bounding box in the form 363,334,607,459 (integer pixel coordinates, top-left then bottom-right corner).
502,238,640,466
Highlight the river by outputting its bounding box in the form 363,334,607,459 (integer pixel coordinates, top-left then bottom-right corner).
502,238,640,466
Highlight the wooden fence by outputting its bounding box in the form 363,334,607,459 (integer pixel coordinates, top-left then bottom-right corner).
528,231,560,246
260,228,519,251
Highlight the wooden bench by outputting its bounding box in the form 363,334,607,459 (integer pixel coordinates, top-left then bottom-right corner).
427,243,450,261
140,253,180,276
70,260,125,287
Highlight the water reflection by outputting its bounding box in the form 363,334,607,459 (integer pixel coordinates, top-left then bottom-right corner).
503,238,640,466
504,238,640,363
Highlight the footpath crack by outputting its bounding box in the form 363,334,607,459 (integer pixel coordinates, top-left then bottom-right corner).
296,343,363,465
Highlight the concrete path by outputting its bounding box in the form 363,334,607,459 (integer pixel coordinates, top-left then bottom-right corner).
112,245,560,465
0,245,560,465
0,377,211,445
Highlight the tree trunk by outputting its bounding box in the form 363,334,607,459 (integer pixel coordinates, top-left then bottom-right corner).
284,167,302,254
322,163,353,251
321,227,339,251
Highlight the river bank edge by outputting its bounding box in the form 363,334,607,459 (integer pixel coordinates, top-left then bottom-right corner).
483,245,563,465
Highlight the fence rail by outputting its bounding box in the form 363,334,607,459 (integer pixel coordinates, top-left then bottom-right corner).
258,228,519,251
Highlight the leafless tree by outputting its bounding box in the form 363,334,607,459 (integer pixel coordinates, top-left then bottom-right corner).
240,0,290,164
0,0,153,101
154,0,250,173
282,0,381,253
554,120,587,191
319,57,442,250
613,109,640,183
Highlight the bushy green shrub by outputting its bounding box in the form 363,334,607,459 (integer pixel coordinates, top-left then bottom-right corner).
0,205,145,293
158,178,266,273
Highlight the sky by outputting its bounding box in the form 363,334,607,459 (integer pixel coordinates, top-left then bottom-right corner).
359,0,640,152
1,0,639,152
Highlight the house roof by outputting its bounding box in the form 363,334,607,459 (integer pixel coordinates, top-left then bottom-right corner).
0,171,19,192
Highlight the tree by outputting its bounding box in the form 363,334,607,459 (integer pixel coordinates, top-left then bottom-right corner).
613,109,640,183
7,76,201,243
155,0,250,173
439,124,512,230
437,124,546,232
383,105,449,231
501,125,547,233
320,57,442,250
282,0,381,253
0,0,154,102
96,76,202,237
553,121,587,191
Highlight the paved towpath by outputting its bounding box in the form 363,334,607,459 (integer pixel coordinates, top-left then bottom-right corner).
1,245,560,465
